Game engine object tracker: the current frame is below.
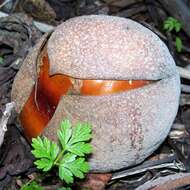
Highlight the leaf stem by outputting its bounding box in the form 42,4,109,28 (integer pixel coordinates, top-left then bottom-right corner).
54,148,65,165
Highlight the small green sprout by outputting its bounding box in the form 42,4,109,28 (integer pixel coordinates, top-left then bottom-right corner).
163,17,183,52
175,36,182,53
31,119,93,185
20,180,71,190
163,17,182,32
20,181,43,190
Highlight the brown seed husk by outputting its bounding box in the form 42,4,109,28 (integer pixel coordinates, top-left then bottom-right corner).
11,15,181,172
11,33,50,114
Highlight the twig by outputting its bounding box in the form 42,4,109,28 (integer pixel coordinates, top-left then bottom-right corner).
0,102,15,146
179,55,190,66
181,84,190,93
111,155,185,180
180,94,190,106
116,4,147,18
0,0,11,9
177,66,190,80
136,173,190,190
86,0,124,14
169,129,186,140
168,138,190,171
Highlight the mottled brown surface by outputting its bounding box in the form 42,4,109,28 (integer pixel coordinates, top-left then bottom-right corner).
47,15,176,80
11,15,180,172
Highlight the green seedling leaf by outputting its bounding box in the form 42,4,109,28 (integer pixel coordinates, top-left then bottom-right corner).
174,22,182,32
164,18,174,32
31,136,59,171
59,153,90,184
175,36,182,52
59,165,74,184
163,22,171,31
34,158,54,171
57,120,92,155
57,119,72,149
58,153,76,183
67,142,93,156
163,17,181,33
69,123,92,144
31,119,93,185
66,158,90,178
57,120,92,182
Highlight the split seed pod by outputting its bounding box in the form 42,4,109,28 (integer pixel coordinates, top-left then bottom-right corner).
11,15,180,172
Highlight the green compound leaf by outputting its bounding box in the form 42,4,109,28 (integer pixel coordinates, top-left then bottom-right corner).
31,119,93,184
163,17,181,33
69,122,92,145
34,158,54,171
174,22,182,32
63,152,77,162
31,136,59,171
57,119,72,149
67,158,90,178
67,142,93,156
59,153,90,184
163,22,171,31
59,165,74,184
57,120,93,156
164,18,174,32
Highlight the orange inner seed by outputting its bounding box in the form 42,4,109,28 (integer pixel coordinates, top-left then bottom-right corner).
20,53,150,139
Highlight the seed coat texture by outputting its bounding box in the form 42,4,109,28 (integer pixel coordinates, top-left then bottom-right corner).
11,15,180,172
